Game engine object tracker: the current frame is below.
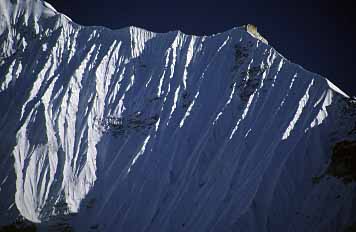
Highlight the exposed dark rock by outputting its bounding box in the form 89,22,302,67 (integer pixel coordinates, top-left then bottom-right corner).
0,217,36,232
182,90,192,108
44,198,76,232
233,44,249,66
237,65,268,102
98,112,159,136
344,223,356,232
326,140,356,184
149,96,162,102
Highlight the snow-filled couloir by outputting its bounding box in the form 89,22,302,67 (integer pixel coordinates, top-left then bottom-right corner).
0,0,356,231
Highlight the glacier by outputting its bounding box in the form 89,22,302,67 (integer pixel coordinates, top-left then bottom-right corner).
0,0,356,231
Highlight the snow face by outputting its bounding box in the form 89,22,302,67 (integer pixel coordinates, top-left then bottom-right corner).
0,0,356,231
282,79,314,140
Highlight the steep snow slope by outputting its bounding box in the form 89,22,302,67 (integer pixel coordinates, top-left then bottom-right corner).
0,0,355,231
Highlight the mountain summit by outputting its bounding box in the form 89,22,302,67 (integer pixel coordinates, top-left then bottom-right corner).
0,0,355,231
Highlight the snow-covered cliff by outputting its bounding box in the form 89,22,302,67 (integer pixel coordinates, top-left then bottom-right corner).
0,0,355,231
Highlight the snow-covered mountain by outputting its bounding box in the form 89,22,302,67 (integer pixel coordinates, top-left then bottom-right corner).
0,0,355,231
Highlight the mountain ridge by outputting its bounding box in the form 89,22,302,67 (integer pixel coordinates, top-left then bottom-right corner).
0,0,351,95
0,0,355,231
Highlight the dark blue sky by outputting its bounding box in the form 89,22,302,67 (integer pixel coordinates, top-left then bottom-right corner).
46,0,356,96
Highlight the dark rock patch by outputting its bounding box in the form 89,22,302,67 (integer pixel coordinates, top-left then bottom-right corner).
326,140,356,184
0,217,36,232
